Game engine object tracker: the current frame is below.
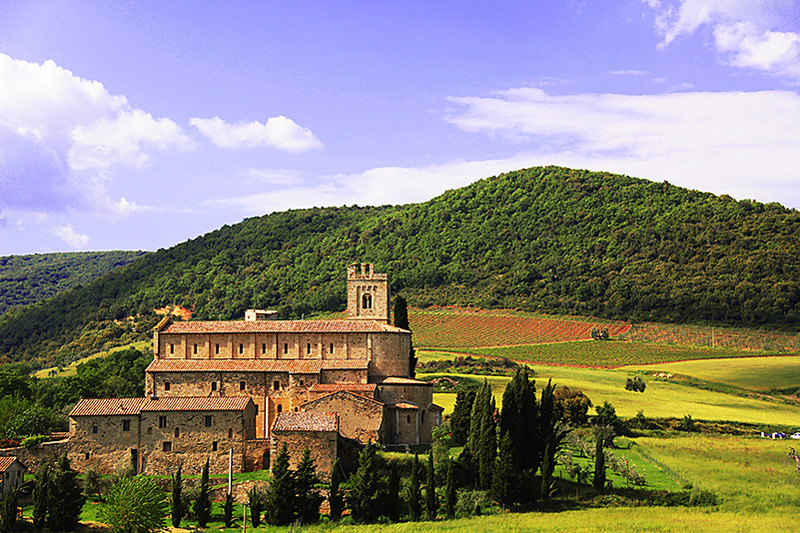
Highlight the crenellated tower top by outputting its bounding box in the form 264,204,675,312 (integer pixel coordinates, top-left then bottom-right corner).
347,263,390,322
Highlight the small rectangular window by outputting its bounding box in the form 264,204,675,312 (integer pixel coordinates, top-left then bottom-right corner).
163,441,172,452
283,343,288,354
211,382,217,391
306,343,311,355
193,344,198,355
92,425,98,434
330,343,334,354
239,343,243,354
240,380,246,391
205,415,212,427
212,441,218,452
228,428,233,439
174,427,180,438
273,380,280,391
215,344,220,355
84,452,90,460
262,343,266,354
164,381,171,391
169,344,174,354
299,379,304,387
122,419,131,431
159,416,167,428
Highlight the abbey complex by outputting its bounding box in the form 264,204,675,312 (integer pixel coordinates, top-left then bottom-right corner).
65,264,442,476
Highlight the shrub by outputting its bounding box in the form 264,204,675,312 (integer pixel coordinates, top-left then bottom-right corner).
455,490,491,517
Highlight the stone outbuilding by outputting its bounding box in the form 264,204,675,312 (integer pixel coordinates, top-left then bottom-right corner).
0,457,26,497
301,390,385,443
270,411,339,478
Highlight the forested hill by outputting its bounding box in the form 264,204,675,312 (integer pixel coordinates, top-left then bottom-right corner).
1,166,799,366
0,251,147,315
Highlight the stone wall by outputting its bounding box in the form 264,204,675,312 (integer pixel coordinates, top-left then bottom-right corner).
301,392,385,443
0,440,68,473
369,333,411,378
271,430,337,479
68,414,140,474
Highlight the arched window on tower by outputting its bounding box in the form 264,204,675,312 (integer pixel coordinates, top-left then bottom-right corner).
362,293,372,309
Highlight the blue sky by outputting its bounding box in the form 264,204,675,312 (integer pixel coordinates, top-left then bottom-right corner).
1,0,799,255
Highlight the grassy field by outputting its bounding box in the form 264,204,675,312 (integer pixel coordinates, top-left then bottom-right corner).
34,340,149,378
624,355,800,393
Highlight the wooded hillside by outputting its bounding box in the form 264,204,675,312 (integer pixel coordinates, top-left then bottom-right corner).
1,166,798,367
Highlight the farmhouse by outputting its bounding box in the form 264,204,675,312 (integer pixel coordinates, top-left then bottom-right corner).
0,456,26,497
68,264,442,475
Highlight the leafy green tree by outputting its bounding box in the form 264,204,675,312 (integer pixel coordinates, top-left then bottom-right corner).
386,462,401,522
327,458,344,521
100,475,168,533
425,452,438,520
46,454,85,531
246,485,265,527
406,454,423,521
444,459,457,519
554,386,592,427
348,444,385,523
265,444,295,525
83,466,103,502
193,459,211,528
294,448,323,524
31,463,49,530
170,464,183,528
450,389,475,446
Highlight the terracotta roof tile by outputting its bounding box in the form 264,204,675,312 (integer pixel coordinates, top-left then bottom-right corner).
272,411,338,432
162,319,406,335
390,402,419,410
146,358,368,374
378,377,432,386
0,457,25,471
141,397,252,412
69,398,147,417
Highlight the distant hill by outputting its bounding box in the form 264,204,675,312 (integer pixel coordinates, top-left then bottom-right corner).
1,166,798,367
0,251,147,315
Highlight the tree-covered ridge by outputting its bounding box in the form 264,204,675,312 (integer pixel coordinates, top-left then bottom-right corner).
0,166,798,366
0,251,146,315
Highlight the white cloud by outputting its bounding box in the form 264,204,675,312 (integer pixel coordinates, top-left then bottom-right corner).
51,224,89,248
646,0,800,79
0,53,191,215
190,116,324,152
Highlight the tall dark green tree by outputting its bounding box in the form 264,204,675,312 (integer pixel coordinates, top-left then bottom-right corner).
407,454,423,522
170,464,183,528
194,459,211,528
444,459,457,520
425,453,438,520
492,433,519,507
223,493,234,528
393,295,409,330
386,462,401,523
500,366,538,472
295,448,323,524
468,380,496,490
328,458,344,521
46,454,85,532
0,488,18,533
450,389,475,446
246,485,265,528
100,475,168,533
32,463,49,530
265,444,296,525
538,379,569,502
593,426,609,492
348,444,385,523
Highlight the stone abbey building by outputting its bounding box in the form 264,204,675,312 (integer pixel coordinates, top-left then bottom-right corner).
67,264,442,475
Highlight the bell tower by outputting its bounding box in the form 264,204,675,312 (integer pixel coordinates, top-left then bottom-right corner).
347,263,390,322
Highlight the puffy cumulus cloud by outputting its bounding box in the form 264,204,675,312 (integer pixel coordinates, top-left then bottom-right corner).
444,87,800,208
190,116,324,152
50,224,89,249
645,0,800,79
0,53,190,214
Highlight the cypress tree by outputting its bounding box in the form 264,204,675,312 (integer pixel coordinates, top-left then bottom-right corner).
407,454,423,521
246,485,265,527
450,389,475,446
32,463,49,530
295,448,323,524
348,444,384,523
265,444,296,525
328,458,345,521
170,464,183,528
425,453,438,520
46,454,85,532
492,433,519,507
393,296,409,330
0,488,18,533
470,380,496,490
386,462,401,522
223,493,234,528
500,366,538,472
593,426,608,492
444,459,457,520
194,459,211,528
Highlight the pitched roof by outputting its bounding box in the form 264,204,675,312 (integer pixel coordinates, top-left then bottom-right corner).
272,411,338,433
309,383,377,393
302,389,384,409
390,401,419,410
377,377,432,386
69,398,147,417
140,397,252,412
161,319,406,335
0,457,26,471
145,358,368,373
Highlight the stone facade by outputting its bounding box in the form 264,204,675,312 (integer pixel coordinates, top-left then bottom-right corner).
67,264,441,475
270,412,339,478
0,457,27,497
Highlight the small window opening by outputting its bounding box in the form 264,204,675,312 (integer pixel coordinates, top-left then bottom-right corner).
277,404,283,413
330,343,334,354
407,415,411,424
147,427,153,435
211,382,217,391
299,379,304,387
294,407,298,412
228,428,233,439
240,380,246,391
205,415,212,427
212,441,218,452
162,441,172,452
274,380,280,391
92,425,98,434
215,344,220,355
84,452,90,460
239,343,243,354
421,410,425,423
193,344,198,355
122,420,131,431
164,381,171,391
159,416,167,428
306,343,311,355
169,344,174,354
283,343,288,354
362,293,372,309
174,427,180,438
262,343,266,354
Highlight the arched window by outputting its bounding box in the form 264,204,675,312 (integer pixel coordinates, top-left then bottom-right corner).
362,293,372,309
277,404,283,413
